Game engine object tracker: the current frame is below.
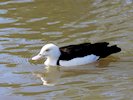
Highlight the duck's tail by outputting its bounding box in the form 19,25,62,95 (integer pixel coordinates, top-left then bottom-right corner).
100,45,121,58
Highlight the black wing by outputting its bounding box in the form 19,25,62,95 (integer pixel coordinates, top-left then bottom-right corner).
59,42,121,60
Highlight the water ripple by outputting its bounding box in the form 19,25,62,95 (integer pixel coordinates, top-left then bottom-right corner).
0,9,8,14
0,0,34,6
0,17,17,24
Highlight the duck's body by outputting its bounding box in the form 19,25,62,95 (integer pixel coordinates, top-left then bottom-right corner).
32,42,121,67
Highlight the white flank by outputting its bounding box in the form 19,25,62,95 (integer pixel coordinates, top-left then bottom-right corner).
59,54,99,67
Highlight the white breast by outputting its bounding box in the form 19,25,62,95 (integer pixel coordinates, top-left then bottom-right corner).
59,54,99,67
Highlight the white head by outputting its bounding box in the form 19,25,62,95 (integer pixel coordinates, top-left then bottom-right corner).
32,44,61,61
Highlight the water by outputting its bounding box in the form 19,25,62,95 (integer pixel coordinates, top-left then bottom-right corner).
0,0,133,100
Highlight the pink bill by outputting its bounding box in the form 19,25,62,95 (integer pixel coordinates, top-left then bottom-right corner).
32,55,42,60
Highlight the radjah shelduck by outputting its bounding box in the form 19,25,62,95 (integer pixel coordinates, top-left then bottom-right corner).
32,42,121,67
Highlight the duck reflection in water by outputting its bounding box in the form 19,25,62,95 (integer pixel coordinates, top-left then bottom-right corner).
33,66,61,86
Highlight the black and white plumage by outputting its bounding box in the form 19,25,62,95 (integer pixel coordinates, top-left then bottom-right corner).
32,42,121,67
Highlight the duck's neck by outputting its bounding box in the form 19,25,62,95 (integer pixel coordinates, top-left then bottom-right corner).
44,49,61,66
45,57,59,66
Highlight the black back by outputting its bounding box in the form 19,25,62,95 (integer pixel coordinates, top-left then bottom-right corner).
59,42,121,61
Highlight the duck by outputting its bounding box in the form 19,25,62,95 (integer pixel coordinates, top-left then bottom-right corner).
32,42,121,67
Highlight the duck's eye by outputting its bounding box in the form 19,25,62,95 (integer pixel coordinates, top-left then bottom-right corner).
45,49,50,52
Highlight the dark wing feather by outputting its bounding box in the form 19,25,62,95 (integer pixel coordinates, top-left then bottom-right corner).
59,42,121,60
59,43,91,60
